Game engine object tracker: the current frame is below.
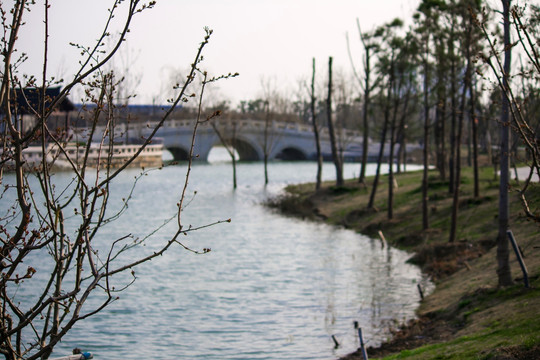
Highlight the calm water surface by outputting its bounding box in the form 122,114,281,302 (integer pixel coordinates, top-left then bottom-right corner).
9,154,430,359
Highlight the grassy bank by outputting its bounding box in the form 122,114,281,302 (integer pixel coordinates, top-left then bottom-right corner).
268,165,540,359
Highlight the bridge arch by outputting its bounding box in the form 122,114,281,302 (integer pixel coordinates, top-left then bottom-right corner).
230,137,261,161
167,146,191,161
274,146,308,161
206,134,263,162
165,137,262,162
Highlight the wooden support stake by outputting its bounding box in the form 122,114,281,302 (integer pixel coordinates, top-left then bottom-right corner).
417,283,424,300
331,334,340,349
354,322,369,360
358,328,369,360
507,230,530,288
378,230,387,249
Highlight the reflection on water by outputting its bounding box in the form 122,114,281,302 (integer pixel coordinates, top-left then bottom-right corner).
4,158,430,359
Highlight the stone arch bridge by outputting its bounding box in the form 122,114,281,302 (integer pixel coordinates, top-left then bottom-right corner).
134,118,370,162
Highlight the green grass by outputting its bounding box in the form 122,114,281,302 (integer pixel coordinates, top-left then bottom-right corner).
381,321,540,360
375,272,540,359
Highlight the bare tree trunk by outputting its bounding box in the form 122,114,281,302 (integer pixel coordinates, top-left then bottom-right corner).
388,99,398,220
396,126,407,174
232,153,238,189
211,120,238,189
422,36,430,231
448,26,457,195
497,0,513,286
396,132,403,174
390,85,411,217
264,101,270,185
359,88,370,184
368,63,393,210
450,54,471,243
327,57,344,187
467,115,473,167
396,89,413,175
450,9,475,243
368,118,388,209
435,40,447,181
359,33,372,185
311,58,323,190
232,122,238,189
471,78,480,198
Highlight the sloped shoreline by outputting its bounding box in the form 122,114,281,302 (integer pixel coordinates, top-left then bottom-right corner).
268,168,540,359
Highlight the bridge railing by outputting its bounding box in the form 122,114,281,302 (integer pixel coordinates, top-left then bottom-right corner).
71,118,361,142
152,118,318,134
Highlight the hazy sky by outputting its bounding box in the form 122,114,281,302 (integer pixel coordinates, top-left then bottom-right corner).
16,0,442,106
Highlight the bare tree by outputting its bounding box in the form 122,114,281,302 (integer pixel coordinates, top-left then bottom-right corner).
211,116,240,189
0,2,234,359
326,57,344,187
263,100,271,184
259,77,284,185
310,58,323,190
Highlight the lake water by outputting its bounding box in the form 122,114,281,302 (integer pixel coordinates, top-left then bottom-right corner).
5,151,430,359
